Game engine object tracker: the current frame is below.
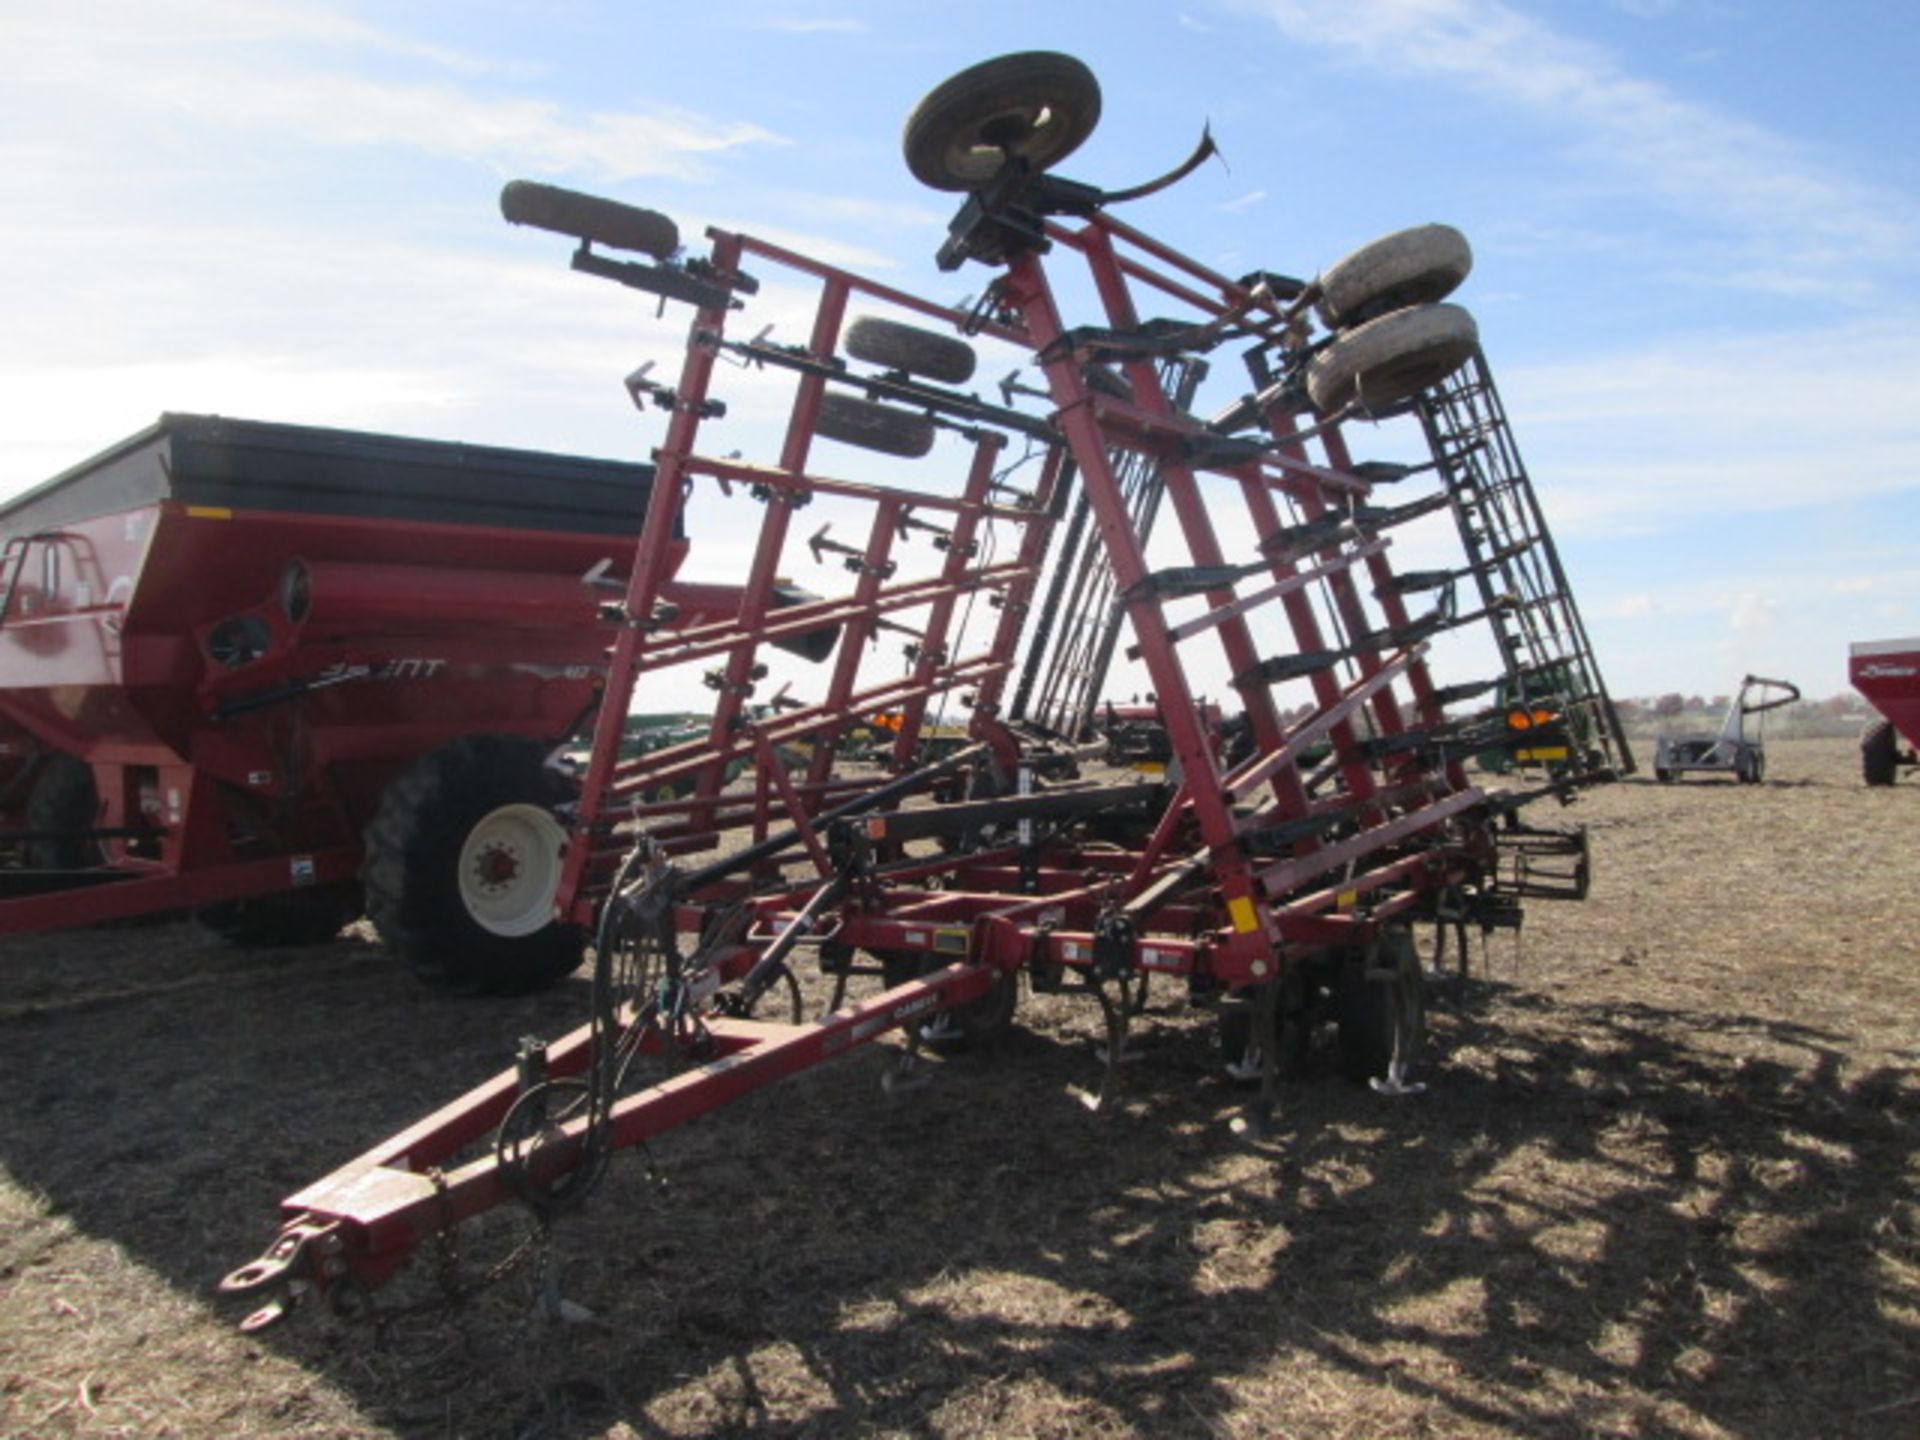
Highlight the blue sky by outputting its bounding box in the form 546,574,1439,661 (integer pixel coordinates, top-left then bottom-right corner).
2,0,1915,701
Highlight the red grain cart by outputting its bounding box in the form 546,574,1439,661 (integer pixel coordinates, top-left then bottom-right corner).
0,414,709,988
1851,637,1920,785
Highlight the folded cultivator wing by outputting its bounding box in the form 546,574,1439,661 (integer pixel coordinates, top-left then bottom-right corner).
224,51,1627,1329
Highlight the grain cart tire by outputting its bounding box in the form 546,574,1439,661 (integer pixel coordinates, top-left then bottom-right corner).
363,735,584,993
197,884,364,948
1336,927,1425,1084
1307,303,1478,417
815,392,937,458
844,317,978,384
1863,719,1899,786
904,51,1101,192
1317,224,1473,329
24,754,101,870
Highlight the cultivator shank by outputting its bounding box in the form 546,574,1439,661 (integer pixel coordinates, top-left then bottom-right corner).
226,51,1624,1326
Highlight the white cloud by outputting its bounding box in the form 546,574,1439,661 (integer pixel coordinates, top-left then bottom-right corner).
746,17,868,34
1500,320,1920,531
1217,190,1268,214
1231,0,1918,281
0,1,781,184
1727,592,1777,633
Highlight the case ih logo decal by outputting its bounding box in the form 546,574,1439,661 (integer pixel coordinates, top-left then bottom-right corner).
1860,663,1919,679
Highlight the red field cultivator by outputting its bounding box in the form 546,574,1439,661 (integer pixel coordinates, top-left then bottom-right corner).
223,52,1629,1327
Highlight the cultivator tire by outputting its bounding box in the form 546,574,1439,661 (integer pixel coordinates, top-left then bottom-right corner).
903,51,1101,192
363,735,584,994
815,392,937,458
1336,929,1424,1084
844,316,977,384
24,754,101,871
499,180,679,260
1317,224,1473,329
197,883,364,948
1306,303,1478,416
1863,720,1899,786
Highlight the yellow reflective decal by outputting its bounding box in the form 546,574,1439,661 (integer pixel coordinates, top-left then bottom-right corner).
1228,895,1260,933
185,506,234,520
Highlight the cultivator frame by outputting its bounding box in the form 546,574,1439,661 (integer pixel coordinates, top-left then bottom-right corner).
226,52,1619,1328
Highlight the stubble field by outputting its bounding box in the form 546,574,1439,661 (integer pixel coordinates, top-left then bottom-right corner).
2,735,1916,1438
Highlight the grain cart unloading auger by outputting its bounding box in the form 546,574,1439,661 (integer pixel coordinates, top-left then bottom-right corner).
223,52,1629,1329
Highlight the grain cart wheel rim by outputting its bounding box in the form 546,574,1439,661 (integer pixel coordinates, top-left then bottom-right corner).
1306,302,1478,417
458,802,568,938
362,734,584,993
843,316,978,384
903,51,1101,192
1862,719,1898,786
1317,223,1473,329
815,392,937,458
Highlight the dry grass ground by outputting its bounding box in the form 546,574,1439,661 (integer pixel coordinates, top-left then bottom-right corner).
2,736,1916,1439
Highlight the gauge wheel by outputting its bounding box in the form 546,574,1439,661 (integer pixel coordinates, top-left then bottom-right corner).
903,51,1102,192
363,734,584,993
876,948,1018,1045
499,180,679,259
844,316,977,384
815,392,937,458
1307,303,1478,416
1335,927,1425,1084
1317,224,1473,329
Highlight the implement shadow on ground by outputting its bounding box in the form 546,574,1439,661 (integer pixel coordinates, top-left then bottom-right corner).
3,938,1916,1439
